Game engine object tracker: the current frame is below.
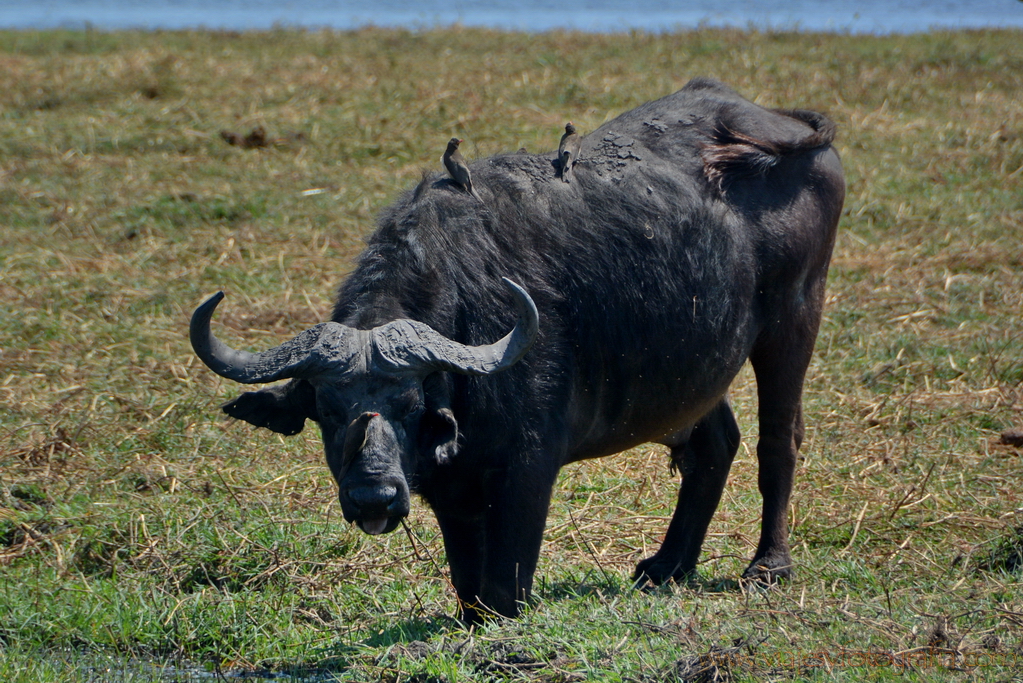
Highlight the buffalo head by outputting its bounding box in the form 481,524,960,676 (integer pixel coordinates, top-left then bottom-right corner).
190,278,538,536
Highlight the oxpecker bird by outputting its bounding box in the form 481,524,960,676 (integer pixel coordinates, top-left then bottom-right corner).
558,122,582,182
443,138,483,202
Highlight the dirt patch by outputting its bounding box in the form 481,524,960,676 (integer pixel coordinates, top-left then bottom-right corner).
1000,428,1023,448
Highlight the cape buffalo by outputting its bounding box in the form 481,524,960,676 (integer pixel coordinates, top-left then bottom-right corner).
190,77,845,622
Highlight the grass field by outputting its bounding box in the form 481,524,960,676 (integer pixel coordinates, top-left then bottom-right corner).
1,26,1022,682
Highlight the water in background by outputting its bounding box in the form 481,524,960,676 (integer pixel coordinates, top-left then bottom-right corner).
3,0,1023,33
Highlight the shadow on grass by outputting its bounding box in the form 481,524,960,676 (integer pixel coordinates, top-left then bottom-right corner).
536,567,627,604
359,613,464,648
977,524,1023,574
257,615,460,679
124,578,755,680
637,574,743,595
537,567,746,606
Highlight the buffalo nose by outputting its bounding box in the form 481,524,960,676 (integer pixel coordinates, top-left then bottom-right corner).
345,484,399,515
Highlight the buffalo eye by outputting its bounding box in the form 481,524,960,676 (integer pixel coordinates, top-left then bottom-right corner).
312,390,349,426
318,405,345,424
396,392,425,421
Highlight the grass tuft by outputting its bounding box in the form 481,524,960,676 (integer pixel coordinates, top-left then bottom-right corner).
977,525,1023,575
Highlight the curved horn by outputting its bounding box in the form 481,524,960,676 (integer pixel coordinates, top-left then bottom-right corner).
189,292,357,384
373,278,539,376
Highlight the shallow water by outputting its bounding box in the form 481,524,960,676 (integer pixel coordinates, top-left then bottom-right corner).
3,0,1023,33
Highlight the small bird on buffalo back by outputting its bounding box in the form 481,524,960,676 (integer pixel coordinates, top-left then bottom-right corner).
442,137,483,202
558,122,582,183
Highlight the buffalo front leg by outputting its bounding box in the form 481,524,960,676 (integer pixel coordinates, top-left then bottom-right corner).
433,459,557,623
433,511,486,622
633,400,740,586
472,459,558,621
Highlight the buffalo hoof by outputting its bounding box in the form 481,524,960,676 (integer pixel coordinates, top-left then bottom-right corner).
741,551,793,585
632,555,695,589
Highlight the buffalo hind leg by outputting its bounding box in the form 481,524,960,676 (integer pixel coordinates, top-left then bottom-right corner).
633,399,740,586
744,328,816,583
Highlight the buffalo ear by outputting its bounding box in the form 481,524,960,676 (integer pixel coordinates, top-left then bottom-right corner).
221,379,318,436
419,373,458,465
419,407,459,465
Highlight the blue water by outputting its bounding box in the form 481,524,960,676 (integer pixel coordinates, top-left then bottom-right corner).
2,0,1023,33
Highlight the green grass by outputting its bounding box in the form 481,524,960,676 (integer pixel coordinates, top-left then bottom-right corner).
1,26,1022,682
